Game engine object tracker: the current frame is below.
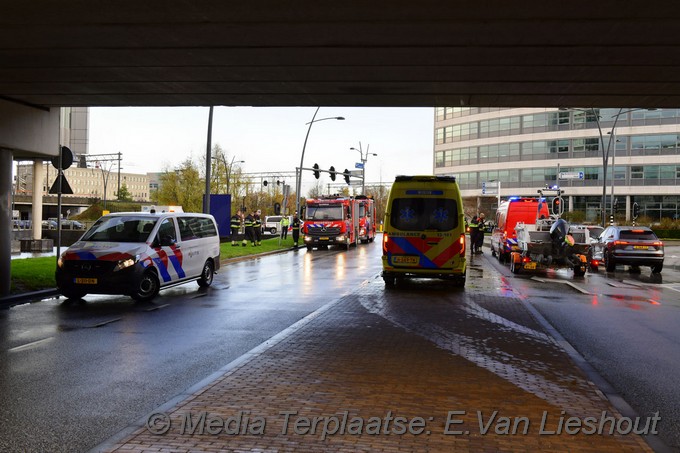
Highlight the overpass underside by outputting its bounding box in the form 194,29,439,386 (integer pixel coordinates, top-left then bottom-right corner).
2,1,680,296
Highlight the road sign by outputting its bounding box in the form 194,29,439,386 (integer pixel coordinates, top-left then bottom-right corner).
559,171,584,180
350,170,363,177
355,162,364,169
481,181,497,195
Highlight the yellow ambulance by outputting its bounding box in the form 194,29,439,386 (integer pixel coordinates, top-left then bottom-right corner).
381,175,466,287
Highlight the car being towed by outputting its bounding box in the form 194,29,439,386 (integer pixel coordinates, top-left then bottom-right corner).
589,225,664,273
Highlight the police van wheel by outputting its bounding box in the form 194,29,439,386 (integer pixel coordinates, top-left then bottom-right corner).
197,260,215,288
270,228,277,234
131,271,160,302
383,275,396,288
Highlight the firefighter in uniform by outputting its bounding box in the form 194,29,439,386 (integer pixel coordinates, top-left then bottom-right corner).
230,211,242,246
244,211,255,246
468,215,479,254
292,212,301,247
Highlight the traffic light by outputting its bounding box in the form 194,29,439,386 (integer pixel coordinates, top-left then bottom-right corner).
263,180,268,186
633,202,640,219
552,196,564,215
313,163,320,179
329,166,336,181
274,202,281,215
343,169,351,185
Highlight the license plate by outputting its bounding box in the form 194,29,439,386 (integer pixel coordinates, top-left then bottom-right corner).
392,255,419,265
523,262,537,270
633,245,648,250
319,237,329,241
74,277,97,284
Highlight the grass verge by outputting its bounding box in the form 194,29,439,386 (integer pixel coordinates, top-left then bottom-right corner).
9,235,297,295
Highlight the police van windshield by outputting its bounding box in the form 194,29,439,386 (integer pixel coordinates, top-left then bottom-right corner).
390,198,459,231
81,216,158,242
306,205,343,220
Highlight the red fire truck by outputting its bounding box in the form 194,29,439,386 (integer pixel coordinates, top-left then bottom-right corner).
303,196,360,250
356,195,376,244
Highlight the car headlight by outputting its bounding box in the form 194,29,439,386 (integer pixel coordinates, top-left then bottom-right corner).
304,236,312,242
114,255,139,272
336,235,346,242
57,254,65,268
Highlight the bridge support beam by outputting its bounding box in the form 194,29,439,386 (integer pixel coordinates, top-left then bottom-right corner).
1,149,13,296
32,160,44,240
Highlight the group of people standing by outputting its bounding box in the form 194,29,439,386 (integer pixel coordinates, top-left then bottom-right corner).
229,210,302,247
230,209,262,246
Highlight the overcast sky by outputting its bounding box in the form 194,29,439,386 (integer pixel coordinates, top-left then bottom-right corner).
89,107,434,191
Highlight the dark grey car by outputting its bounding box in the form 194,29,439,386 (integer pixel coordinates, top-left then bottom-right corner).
589,226,664,273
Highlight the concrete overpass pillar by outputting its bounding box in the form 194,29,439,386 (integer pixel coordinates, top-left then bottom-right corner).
32,160,44,240
1,149,13,297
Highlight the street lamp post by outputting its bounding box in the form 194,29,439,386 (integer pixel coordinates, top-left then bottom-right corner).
212,155,245,206
295,108,345,216
350,143,378,194
560,107,656,226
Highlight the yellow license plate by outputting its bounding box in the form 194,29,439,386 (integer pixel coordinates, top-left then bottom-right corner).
319,237,329,241
633,245,648,250
393,255,419,265
523,262,536,270
75,278,98,284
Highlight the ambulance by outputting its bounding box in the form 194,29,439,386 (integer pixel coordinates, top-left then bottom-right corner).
382,175,466,287
56,212,220,301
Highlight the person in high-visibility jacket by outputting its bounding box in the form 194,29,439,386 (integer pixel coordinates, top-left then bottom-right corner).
292,212,301,247
281,215,290,239
230,211,242,246
253,210,262,245
244,211,255,246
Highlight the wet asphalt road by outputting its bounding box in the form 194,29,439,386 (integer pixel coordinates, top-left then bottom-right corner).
1,242,680,452
0,246,382,452
482,247,680,451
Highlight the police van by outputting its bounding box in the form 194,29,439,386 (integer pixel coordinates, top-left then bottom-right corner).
56,212,220,301
382,175,466,287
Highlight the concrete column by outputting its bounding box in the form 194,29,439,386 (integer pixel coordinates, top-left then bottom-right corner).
568,195,574,212
1,149,13,297
32,160,44,240
625,195,631,221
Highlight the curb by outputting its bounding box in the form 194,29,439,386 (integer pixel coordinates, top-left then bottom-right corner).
0,288,61,310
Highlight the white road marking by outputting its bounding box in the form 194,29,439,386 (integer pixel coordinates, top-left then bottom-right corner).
8,337,54,353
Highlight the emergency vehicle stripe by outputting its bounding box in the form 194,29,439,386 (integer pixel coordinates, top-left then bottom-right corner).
154,249,172,282
153,257,172,282
389,237,437,269
74,251,97,260
167,246,185,279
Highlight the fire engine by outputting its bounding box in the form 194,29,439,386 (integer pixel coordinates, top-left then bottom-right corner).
355,195,376,244
302,195,360,250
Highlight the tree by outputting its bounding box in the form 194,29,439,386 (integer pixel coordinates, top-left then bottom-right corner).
115,182,133,202
155,158,205,212
307,181,324,199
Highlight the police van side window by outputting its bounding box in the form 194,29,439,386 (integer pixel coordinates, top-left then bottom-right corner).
178,216,217,241
157,218,177,245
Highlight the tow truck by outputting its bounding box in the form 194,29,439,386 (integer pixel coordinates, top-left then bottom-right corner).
509,188,589,277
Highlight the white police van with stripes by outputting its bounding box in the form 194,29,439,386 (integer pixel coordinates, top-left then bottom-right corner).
56,212,220,301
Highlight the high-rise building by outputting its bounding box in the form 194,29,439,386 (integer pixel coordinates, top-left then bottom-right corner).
433,108,680,222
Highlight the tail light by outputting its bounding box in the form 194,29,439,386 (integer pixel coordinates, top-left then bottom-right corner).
652,241,663,246
459,234,465,256
614,240,629,246
382,233,389,253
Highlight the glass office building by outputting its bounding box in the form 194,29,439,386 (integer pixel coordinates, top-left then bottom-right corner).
433,108,680,222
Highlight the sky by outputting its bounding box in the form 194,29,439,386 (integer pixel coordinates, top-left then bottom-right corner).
88,107,434,193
